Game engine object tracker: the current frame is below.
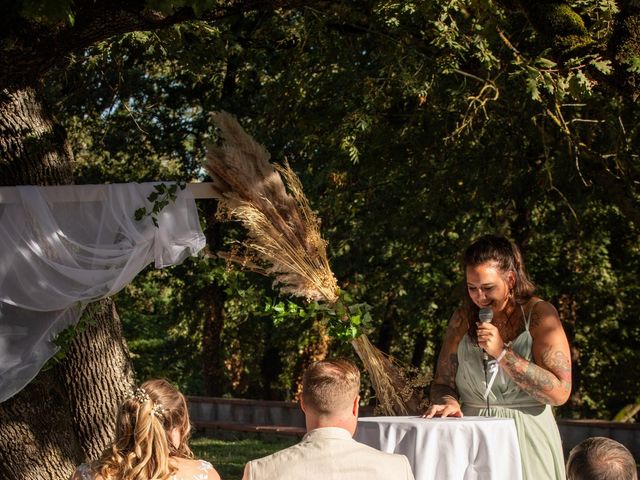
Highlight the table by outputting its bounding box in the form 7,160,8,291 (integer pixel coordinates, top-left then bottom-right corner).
355,416,523,480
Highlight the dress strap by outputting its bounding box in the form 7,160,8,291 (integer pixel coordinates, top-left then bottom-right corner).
525,299,545,331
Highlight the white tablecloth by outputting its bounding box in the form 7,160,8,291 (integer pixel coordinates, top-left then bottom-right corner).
355,416,523,480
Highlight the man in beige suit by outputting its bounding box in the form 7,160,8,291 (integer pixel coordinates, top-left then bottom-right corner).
242,358,415,480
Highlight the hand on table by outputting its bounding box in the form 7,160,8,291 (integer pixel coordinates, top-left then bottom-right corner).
422,397,463,418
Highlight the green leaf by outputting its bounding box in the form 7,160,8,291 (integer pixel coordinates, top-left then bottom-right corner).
568,71,591,98
625,56,640,74
134,207,147,221
536,57,557,69
590,59,612,75
526,76,541,102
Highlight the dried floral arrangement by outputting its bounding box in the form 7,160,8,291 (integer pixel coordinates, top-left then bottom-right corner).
204,111,428,415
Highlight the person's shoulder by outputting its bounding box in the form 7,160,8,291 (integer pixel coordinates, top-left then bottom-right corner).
249,441,302,466
173,457,221,480
525,297,561,329
194,458,220,478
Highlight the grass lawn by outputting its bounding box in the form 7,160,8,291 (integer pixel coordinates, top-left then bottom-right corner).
191,431,298,480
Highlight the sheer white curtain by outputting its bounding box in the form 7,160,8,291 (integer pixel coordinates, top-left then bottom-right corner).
0,183,205,403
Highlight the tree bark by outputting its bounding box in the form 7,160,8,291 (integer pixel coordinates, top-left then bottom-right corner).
0,87,73,185
58,300,135,461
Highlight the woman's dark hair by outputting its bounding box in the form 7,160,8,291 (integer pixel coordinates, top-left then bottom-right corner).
464,235,535,301
463,235,535,336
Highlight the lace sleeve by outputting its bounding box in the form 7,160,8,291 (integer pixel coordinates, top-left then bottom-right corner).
76,464,95,480
197,460,218,479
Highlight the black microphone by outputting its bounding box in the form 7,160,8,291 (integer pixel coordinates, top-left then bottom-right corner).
479,307,493,362
479,307,494,415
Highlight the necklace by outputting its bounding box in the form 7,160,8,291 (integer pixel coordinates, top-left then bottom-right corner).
504,301,515,326
493,300,516,338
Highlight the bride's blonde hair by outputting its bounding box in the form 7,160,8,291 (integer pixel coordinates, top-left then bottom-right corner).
94,379,194,480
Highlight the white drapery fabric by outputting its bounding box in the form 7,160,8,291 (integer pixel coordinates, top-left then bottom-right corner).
0,183,206,403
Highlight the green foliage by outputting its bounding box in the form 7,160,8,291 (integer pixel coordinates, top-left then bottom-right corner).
134,181,187,226
43,303,96,370
147,0,222,17
626,56,640,73
20,0,75,26
42,0,640,419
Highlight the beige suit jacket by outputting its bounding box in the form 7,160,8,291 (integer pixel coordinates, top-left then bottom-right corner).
243,427,415,480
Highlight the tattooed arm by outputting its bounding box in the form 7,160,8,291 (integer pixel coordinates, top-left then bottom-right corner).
498,300,572,406
424,309,467,418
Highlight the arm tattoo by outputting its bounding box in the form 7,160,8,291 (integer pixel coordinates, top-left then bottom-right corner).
431,353,459,403
501,348,571,405
441,353,459,387
544,350,572,393
430,310,465,404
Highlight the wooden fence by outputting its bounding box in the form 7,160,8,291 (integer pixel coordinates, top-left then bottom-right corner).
188,396,640,459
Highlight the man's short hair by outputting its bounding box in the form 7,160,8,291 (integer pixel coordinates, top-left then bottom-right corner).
567,436,637,480
302,358,360,415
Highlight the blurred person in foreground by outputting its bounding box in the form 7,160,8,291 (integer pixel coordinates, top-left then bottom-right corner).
70,378,221,480
242,358,415,480
566,436,637,480
424,234,572,479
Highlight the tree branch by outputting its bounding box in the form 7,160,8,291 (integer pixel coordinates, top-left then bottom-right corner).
0,0,325,91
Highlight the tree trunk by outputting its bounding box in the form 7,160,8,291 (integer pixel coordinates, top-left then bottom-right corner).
200,202,228,397
0,85,133,479
202,282,227,397
291,318,330,400
0,86,73,185
261,318,284,400
58,300,134,461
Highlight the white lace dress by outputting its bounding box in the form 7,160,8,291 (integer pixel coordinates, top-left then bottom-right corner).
76,459,216,480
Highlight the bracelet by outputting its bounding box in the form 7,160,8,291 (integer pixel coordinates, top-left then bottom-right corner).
496,348,508,363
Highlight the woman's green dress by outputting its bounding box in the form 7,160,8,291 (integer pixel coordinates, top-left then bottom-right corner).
456,302,566,480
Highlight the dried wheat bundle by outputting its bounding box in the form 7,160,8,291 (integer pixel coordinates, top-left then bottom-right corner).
352,335,428,416
204,111,338,304
203,111,425,415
